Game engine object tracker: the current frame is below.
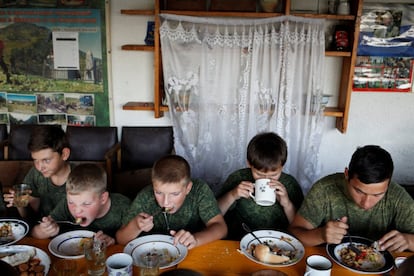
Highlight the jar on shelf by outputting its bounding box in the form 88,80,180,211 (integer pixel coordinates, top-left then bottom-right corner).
337,0,350,15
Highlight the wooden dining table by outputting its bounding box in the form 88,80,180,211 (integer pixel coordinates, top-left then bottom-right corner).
16,237,412,276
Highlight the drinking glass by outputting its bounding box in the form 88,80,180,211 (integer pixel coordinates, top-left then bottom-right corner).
13,184,31,207
84,239,106,276
138,254,160,276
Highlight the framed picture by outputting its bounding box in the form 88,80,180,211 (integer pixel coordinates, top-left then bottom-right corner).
353,56,413,92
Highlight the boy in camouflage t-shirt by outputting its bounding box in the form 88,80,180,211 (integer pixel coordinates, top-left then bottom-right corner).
217,132,304,240
32,164,130,247
4,125,71,220
289,145,414,253
116,155,227,249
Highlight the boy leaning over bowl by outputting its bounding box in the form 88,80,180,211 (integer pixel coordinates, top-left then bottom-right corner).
31,163,131,247
289,145,414,253
116,155,227,249
217,132,304,240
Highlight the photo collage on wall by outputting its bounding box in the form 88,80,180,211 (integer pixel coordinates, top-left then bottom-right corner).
0,92,95,125
354,3,414,93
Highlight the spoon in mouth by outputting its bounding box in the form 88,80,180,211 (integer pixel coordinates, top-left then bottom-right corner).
152,206,174,217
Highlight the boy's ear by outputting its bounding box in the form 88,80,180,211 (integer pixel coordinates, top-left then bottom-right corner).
100,191,109,204
61,147,70,161
185,181,193,195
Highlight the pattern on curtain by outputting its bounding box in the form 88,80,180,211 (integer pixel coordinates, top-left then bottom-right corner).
160,14,326,194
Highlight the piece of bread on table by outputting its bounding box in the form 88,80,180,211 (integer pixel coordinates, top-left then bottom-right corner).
254,244,290,264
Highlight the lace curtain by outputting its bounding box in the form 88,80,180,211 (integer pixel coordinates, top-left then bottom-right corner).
159,14,326,194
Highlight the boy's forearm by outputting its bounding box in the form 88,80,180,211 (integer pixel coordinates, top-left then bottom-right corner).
217,192,236,214
288,226,325,247
194,217,227,247
116,220,140,245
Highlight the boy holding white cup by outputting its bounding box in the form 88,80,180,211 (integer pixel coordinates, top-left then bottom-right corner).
217,132,304,240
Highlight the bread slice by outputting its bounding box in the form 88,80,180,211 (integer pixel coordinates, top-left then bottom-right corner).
254,244,290,264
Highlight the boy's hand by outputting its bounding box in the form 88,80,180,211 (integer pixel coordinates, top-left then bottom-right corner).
3,189,16,208
377,230,409,252
324,216,348,245
135,212,154,233
38,216,59,237
233,181,254,200
268,180,289,206
94,231,115,247
170,230,197,249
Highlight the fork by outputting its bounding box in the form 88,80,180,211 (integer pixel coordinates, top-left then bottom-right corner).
347,235,362,256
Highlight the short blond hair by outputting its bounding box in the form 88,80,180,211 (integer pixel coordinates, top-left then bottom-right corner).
152,155,191,185
66,163,106,195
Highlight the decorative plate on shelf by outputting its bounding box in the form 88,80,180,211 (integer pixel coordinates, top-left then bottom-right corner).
239,230,304,267
124,234,188,269
0,219,29,246
48,230,95,259
326,236,394,274
0,245,51,274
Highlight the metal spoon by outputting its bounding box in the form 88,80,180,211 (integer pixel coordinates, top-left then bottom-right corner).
242,223,263,245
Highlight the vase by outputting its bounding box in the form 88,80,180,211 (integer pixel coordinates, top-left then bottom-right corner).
259,0,279,13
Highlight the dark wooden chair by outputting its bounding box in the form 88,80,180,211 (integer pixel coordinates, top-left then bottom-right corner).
113,126,174,199
66,126,119,191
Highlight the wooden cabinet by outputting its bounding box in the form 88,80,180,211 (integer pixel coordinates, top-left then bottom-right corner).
120,0,363,133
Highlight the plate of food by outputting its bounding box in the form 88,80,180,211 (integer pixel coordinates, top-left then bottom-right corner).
239,230,304,267
48,230,94,259
124,234,188,269
326,236,394,274
0,245,51,275
0,219,29,246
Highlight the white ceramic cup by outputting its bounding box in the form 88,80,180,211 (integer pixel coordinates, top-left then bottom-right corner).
304,255,332,276
249,178,275,206
106,253,133,276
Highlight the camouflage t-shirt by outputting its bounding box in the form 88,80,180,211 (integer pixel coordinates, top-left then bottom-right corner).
123,179,221,237
218,168,304,240
298,173,414,241
23,163,76,219
50,193,131,238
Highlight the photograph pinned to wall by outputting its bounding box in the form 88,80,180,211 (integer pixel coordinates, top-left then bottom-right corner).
0,8,104,92
7,93,37,114
65,93,94,115
67,114,95,126
36,92,66,114
0,92,6,112
358,3,414,58
38,113,67,124
353,56,413,92
0,113,9,124
9,112,38,124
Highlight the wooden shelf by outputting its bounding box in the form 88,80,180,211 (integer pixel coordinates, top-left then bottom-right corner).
121,9,154,15
121,45,350,57
121,44,154,51
323,107,344,117
123,102,169,112
120,0,364,132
